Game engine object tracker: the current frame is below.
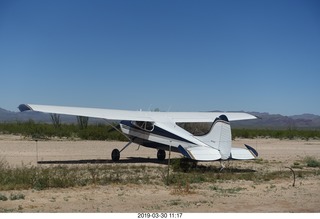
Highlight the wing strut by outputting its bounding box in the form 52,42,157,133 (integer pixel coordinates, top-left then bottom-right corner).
120,140,133,153
103,119,131,141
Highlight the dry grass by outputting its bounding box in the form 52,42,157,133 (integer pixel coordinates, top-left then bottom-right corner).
1,138,320,212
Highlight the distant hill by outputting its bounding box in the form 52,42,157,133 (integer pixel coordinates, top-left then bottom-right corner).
1,108,320,129
232,112,320,129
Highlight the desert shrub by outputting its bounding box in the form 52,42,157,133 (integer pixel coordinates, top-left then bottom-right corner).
0,193,8,201
0,163,166,190
0,122,127,141
9,193,25,200
304,156,320,167
2,121,320,140
170,158,197,172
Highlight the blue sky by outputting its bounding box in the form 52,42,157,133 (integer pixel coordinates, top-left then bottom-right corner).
1,0,319,115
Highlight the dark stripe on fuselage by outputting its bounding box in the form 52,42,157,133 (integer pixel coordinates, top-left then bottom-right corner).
131,137,180,153
120,120,194,144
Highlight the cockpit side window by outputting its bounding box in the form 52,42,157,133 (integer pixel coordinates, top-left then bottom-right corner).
145,122,154,131
132,121,154,132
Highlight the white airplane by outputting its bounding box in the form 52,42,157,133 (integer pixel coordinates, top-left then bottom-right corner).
18,104,258,162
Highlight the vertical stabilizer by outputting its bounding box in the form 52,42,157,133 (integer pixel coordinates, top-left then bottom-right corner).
195,115,232,160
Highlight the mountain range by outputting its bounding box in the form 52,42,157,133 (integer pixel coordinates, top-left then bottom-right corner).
1,108,320,129
232,112,320,129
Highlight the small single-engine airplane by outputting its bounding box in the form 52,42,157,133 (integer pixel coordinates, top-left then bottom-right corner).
18,104,258,162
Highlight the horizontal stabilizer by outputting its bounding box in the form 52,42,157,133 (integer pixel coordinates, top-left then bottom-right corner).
231,144,258,160
178,145,221,161
245,144,258,157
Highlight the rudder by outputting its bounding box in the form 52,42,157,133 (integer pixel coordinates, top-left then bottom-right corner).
195,115,232,160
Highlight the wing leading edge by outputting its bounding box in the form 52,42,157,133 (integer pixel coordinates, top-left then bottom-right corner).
18,104,154,122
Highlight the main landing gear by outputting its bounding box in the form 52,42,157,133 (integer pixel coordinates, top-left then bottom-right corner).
111,149,120,161
111,141,167,162
157,149,166,161
111,141,132,162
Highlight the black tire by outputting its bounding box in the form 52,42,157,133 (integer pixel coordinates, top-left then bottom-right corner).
157,149,166,161
111,149,120,161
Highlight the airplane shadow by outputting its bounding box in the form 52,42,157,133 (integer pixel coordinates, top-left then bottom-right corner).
194,165,257,173
37,157,168,165
37,158,256,173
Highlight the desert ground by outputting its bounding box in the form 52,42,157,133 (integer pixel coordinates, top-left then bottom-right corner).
0,134,320,213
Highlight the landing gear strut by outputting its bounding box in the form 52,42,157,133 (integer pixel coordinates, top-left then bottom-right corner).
157,149,166,161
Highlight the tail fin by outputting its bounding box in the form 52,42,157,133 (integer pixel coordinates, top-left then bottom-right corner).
196,115,231,160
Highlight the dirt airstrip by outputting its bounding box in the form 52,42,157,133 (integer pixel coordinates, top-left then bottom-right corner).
0,135,320,213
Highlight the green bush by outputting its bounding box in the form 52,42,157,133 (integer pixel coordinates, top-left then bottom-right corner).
0,193,8,201
0,121,127,141
304,156,320,167
9,193,25,200
1,121,319,141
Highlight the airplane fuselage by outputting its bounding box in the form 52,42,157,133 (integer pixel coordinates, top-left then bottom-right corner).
120,120,194,153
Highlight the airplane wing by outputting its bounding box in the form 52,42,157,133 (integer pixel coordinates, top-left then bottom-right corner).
19,104,257,122
18,104,154,122
165,112,257,122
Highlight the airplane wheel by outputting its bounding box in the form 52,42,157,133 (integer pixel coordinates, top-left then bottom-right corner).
111,149,120,161
157,149,166,161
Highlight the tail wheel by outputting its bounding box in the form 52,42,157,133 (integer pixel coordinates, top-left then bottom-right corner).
111,149,120,161
157,149,166,161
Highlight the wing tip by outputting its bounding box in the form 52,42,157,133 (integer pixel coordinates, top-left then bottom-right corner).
245,144,259,157
18,104,32,112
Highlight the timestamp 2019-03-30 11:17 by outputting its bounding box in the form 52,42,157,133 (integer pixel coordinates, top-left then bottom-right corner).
137,213,183,218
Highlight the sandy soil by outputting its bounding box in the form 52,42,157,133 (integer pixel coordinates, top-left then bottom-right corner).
0,135,320,213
